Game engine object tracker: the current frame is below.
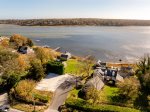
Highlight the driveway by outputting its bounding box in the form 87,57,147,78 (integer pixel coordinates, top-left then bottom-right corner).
45,78,74,112
36,73,73,92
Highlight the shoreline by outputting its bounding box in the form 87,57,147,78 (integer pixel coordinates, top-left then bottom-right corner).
1,18,150,26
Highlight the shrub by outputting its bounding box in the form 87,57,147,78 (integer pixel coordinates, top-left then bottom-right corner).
28,59,45,81
6,73,21,89
46,61,64,75
34,94,49,103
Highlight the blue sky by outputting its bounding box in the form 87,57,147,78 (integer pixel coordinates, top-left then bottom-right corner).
0,0,150,19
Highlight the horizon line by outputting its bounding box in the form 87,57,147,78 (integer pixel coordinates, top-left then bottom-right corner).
0,18,150,21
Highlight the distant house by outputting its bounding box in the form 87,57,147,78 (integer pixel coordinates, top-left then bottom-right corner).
93,60,106,71
18,46,34,54
60,52,71,61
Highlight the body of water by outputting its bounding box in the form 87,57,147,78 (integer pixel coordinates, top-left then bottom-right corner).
0,24,150,62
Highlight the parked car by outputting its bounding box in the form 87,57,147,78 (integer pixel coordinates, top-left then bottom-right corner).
0,105,10,112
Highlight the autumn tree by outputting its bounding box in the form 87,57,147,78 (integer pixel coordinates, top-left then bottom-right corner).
9,34,34,48
34,47,54,64
0,47,23,90
13,79,36,102
117,77,141,103
0,39,9,47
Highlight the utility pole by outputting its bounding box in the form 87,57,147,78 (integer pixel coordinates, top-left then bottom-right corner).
32,94,35,112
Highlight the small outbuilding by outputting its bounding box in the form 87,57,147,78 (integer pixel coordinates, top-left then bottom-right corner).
60,52,71,61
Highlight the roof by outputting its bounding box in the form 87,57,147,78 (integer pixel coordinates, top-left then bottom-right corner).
85,76,104,90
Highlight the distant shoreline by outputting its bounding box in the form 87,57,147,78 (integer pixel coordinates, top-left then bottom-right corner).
1,18,150,26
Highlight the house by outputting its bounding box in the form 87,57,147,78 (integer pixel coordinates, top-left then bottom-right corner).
79,76,104,99
18,46,34,54
118,66,134,78
93,60,106,72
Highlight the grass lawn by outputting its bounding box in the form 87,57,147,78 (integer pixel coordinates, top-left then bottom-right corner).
99,85,135,107
65,88,140,112
99,85,119,103
65,59,82,74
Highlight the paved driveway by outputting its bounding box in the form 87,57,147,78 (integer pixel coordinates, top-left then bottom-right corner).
36,73,73,92
45,78,74,112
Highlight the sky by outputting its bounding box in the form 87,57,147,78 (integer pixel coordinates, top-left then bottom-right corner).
0,0,150,20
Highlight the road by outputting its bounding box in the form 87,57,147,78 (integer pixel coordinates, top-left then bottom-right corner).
0,93,8,106
45,80,74,112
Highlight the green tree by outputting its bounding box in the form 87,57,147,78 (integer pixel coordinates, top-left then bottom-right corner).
28,59,45,81
86,86,100,105
6,72,21,89
0,48,23,90
79,56,94,79
117,77,141,103
136,55,150,93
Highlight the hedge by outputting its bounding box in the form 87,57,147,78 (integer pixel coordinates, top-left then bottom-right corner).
46,61,64,75
65,98,140,112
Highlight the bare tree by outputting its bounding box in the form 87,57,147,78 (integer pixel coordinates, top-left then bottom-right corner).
79,56,95,79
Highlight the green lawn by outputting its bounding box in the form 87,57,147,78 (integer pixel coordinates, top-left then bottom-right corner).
65,59,82,74
65,86,141,112
99,85,120,103
65,89,140,112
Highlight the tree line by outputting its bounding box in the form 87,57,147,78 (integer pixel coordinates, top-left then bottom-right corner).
1,18,150,26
